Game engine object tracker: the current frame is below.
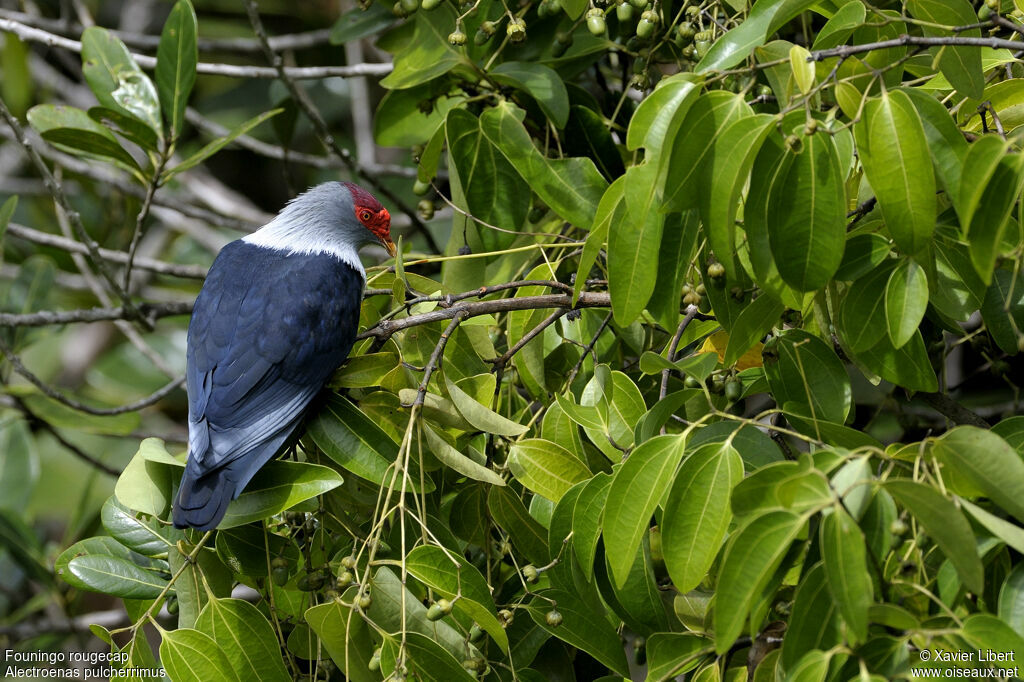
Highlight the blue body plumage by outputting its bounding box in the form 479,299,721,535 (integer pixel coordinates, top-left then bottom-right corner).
173,182,394,530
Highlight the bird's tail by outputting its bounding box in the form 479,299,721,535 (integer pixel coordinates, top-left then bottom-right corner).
173,460,235,531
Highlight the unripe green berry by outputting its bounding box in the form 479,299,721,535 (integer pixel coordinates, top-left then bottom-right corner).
724,378,743,402
683,291,701,306
393,1,410,17
469,624,486,642
341,555,357,569
480,19,497,34
368,649,381,671
803,119,818,136
545,609,563,627
448,29,467,45
401,0,420,13
890,519,909,536
677,21,695,40
336,570,354,588
166,594,179,615
507,17,527,42
694,38,711,58
421,0,442,9
586,8,607,35
412,179,431,196
417,199,435,220
707,262,725,278
616,3,635,21
523,565,539,583
357,592,373,609
426,603,446,621
685,4,700,16
629,0,648,9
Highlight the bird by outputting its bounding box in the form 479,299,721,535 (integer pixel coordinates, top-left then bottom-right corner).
172,181,395,531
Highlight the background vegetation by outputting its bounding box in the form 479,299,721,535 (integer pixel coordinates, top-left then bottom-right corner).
1,0,1023,679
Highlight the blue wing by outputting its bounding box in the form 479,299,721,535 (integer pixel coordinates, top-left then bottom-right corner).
173,240,363,529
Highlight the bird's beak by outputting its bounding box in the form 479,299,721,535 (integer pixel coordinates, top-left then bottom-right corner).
382,237,397,258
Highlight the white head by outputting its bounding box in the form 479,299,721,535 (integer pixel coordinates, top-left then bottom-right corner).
242,182,395,274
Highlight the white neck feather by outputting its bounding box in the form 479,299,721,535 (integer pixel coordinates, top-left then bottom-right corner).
242,184,366,278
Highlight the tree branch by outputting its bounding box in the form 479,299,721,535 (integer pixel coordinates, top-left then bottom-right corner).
917,392,990,428
0,17,392,79
0,302,193,327
810,34,1024,62
12,396,121,476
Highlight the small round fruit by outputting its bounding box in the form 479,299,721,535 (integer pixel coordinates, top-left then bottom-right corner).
695,283,705,295
426,603,446,621
636,16,655,38
784,134,803,152
586,8,607,35
417,199,435,220
393,1,409,17
341,555,357,569
889,519,909,537
448,29,467,45
684,375,702,389
724,379,743,402
803,119,819,136
523,565,539,583
413,179,431,196
640,9,658,23
683,291,701,306
475,27,493,44
694,38,711,58
681,44,696,58
166,594,179,615
368,649,382,672
357,592,373,609
336,570,354,588
707,262,725,278
272,565,289,587
685,4,700,15
507,17,527,42
677,21,695,40
401,0,420,12
480,19,497,34
498,608,514,624
552,31,573,57
469,624,486,642
545,609,563,627
616,3,634,21
421,0,442,9
628,0,648,9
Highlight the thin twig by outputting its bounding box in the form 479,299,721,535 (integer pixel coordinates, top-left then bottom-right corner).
810,34,1024,62
0,17,392,79
0,302,193,327
660,304,700,401
489,308,568,370
565,313,612,386
413,313,467,408
13,396,120,476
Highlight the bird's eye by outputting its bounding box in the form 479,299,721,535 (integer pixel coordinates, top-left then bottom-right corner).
361,210,372,221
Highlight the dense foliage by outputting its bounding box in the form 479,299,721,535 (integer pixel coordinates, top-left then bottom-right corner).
2,0,1024,679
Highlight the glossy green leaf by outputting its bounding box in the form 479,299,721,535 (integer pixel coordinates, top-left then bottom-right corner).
402,631,478,682
645,633,709,681
833,234,890,282
604,434,686,587
959,497,1024,555
574,175,624,302
331,352,399,388
219,461,343,529
160,628,241,682
572,472,612,578
839,260,896,352
700,113,775,275
780,562,842,671
885,479,983,593
961,613,1024,661
956,135,1006,235
422,423,505,486
380,5,460,89
811,1,866,50
885,258,929,348
163,108,281,180
763,329,851,424
662,442,744,592
820,508,871,644
491,62,569,128
526,589,629,676
27,104,143,176
931,427,1024,523
81,27,161,136
488,486,550,566
907,0,983,98
999,563,1024,633
330,3,394,44
608,162,664,324
963,79,1024,133
66,555,168,599
853,329,939,393
665,92,752,213
900,87,968,196
714,510,804,654
304,598,377,681
855,90,936,255
445,372,527,436
480,101,606,229
967,151,1024,284
789,45,815,94
564,105,625,181
195,598,289,682
88,106,160,151
768,131,846,291
115,442,176,518
508,439,591,502
981,269,1024,355
695,0,819,72
724,293,784,367
627,73,703,162
156,0,197,141
101,496,171,557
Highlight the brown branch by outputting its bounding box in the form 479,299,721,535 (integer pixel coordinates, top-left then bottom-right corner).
0,17,392,79
0,302,193,327
660,304,700,401
242,0,438,254
414,313,467,408
489,308,568,370
565,313,612,386
7,222,208,279
810,34,1024,61
917,392,989,428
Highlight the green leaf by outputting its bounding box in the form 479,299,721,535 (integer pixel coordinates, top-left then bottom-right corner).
963,79,1024,133
218,461,343,529
768,130,846,291
215,525,295,577
88,106,160,151
626,73,702,160
664,92,752,213
956,135,1006,236
820,508,872,644
900,87,968,197
305,599,379,682
603,435,686,587
422,423,505,486
446,107,528,250
786,650,830,682
56,536,136,585
780,562,842,671
0,417,35,512
981,269,1024,355
81,27,162,137
695,0,820,72
833,234,890,282
163,108,281,180
574,176,623,302
564,105,625,181
724,293,784,367
998,563,1024,633
101,496,172,557
402,632,478,682
967,151,1024,284
491,62,570,128
27,104,143,176
763,330,851,424
66,554,168,599
380,5,460,89
645,633,709,681
700,113,775,275
961,613,1024,661
608,162,664,324
662,442,744,592
958,497,1024,555
307,395,430,491
331,352,399,388
330,3,395,44
572,472,612,578
854,90,936,255
906,0,984,99
115,441,176,518
480,101,607,229
159,629,241,682
580,369,647,460
445,372,527,436
885,258,929,348
195,598,290,682
838,260,895,352
509,439,591,502
811,1,866,50
526,589,629,676
488,486,550,566
931,427,1024,524
375,86,463,147
156,0,197,141
853,329,939,393
405,545,509,653
885,479,983,593
789,45,815,94
714,510,805,654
